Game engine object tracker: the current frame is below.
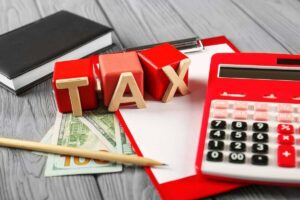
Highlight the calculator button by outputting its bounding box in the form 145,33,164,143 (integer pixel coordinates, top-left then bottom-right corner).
211,120,226,129
252,143,268,154
278,145,296,167
231,131,247,141
233,102,248,110
253,133,268,143
277,124,294,134
209,130,225,140
254,103,268,111
277,104,293,113
232,111,247,120
252,155,268,166
229,153,245,164
230,142,246,152
207,151,223,162
278,134,294,145
253,122,269,132
208,140,224,150
213,101,229,109
253,112,268,121
277,113,294,123
212,109,228,119
231,121,247,130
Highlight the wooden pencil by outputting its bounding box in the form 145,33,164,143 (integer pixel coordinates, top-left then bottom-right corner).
0,137,164,167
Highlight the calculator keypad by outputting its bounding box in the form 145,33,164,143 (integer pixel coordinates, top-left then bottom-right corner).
203,100,300,183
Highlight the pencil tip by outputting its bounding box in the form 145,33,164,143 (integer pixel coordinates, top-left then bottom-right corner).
160,163,168,166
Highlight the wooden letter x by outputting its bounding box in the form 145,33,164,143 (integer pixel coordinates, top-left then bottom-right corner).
108,72,146,112
162,58,191,102
56,77,89,117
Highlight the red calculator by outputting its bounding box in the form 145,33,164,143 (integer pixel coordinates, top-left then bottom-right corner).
197,53,300,185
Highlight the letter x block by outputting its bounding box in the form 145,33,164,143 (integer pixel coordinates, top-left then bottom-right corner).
52,58,98,116
98,51,144,107
138,43,190,102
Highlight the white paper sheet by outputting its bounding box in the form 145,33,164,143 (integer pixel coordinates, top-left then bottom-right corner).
119,44,234,184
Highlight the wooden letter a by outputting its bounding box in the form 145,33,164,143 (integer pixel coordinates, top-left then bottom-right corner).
108,72,146,112
56,77,89,117
162,58,191,103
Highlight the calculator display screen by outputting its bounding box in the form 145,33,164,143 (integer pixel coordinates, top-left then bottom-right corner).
219,66,300,81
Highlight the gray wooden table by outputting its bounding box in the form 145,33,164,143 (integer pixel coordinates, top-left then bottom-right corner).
0,0,300,199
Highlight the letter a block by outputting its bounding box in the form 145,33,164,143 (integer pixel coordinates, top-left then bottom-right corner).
138,43,190,102
98,52,144,110
52,58,98,116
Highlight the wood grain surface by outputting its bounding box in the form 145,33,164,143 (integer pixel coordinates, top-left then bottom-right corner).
0,0,299,199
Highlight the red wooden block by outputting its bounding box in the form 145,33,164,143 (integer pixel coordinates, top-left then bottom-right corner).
98,51,144,106
138,43,189,100
52,58,98,114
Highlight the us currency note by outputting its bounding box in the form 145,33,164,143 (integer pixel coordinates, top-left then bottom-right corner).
44,112,122,176
118,124,135,155
79,107,135,155
79,107,121,152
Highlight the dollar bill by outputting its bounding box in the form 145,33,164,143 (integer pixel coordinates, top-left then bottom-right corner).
79,107,121,152
44,112,122,177
79,107,135,155
118,124,135,155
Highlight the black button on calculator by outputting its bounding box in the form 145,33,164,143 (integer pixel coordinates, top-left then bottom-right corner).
209,130,225,140
230,131,247,141
251,155,268,165
229,152,245,164
211,120,226,129
208,140,224,150
207,151,223,162
252,143,268,154
230,142,246,152
231,121,247,130
253,122,269,132
252,133,268,143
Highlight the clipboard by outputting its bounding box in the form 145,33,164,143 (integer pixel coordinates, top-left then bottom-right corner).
115,36,245,199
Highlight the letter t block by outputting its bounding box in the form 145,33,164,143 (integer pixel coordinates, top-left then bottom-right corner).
52,58,98,116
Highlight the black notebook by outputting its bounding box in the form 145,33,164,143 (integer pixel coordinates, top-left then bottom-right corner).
0,10,112,94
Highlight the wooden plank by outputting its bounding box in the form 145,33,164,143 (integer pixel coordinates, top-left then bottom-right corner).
215,185,300,200
0,0,40,34
0,1,103,199
97,0,195,48
96,166,159,200
232,0,300,53
35,0,123,47
167,0,288,52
